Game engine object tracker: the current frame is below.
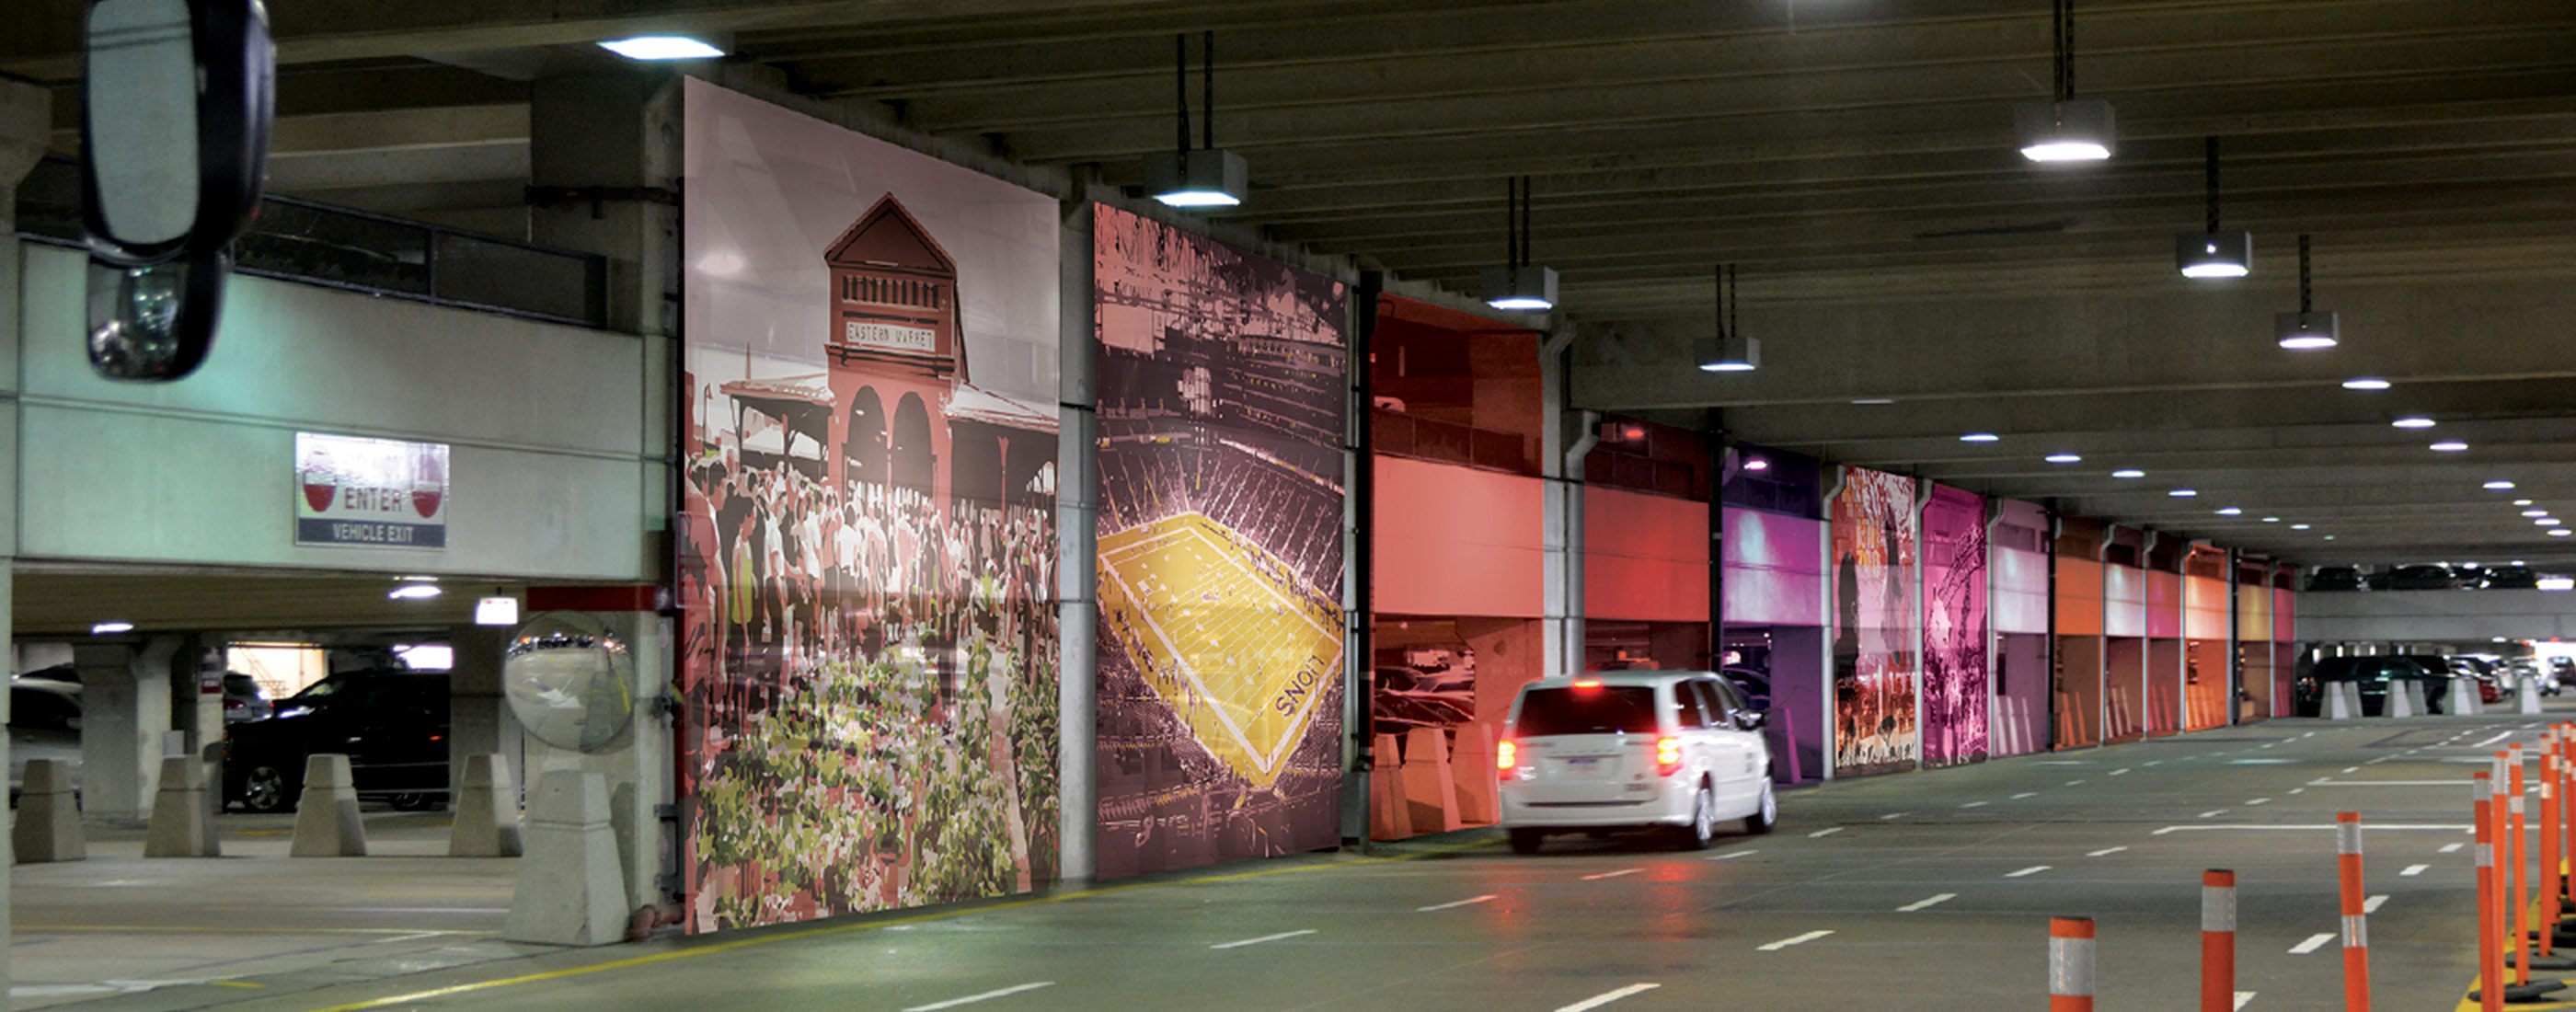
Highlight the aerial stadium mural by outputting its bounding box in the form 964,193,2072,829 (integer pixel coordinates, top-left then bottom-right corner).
1092,203,1349,878
677,80,1061,931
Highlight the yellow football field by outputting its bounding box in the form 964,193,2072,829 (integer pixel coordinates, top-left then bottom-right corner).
1099,512,1343,789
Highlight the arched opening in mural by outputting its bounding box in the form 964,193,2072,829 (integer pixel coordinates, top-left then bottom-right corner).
891,392,934,495
845,386,886,487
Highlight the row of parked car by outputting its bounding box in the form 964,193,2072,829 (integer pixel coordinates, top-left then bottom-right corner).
2307,564,2547,591
2292,653,2570,716
7,666,452,812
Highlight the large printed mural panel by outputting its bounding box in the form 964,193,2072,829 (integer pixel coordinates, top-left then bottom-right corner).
677,80,1063,932
1093,204,1348,878
1920,485,1988,767
1830,468,1919,776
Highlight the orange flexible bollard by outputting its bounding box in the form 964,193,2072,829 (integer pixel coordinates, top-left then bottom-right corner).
2482,773,2505,1012
2547,738,2564,956
2203,869,2237,1012
2514,745,2532,984
2336,812,2371,1011
2050,915,2096,1012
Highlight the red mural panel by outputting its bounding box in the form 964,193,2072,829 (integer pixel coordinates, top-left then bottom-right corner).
1584,486,1709,623
1375,456,1545,618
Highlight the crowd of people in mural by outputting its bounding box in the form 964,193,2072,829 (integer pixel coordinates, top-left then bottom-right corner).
678,407,1061,930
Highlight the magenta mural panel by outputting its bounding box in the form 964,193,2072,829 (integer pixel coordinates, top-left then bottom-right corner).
1992,499,2049,636
1722,507,1826,627
1920,485,1988,767
1830,467,1918,776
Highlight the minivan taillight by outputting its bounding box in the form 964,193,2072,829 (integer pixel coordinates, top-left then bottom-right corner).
1497,740,1517,778
1656,736,1682,776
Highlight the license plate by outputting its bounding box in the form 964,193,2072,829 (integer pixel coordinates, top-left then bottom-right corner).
1564,757,1601,776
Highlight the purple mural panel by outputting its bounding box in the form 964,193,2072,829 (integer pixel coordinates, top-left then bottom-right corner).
1721,507,1826,627
1920,486,1988,767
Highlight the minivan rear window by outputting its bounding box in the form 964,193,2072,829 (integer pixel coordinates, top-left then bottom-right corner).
1513,685,1659,736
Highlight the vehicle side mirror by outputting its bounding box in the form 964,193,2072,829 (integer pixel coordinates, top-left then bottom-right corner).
1737,710,1767,730
79,0,273,381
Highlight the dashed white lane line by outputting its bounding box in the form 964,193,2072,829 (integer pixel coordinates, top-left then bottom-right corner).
1552,983,1662,1012
2111,768,2132,776
2005,866,2053,878
2342,767,2361,774
2363,894,2389,914
1211,929,1316,950
1960,801,1989,809
2145,761,2163,766
2288,933,2336,955
901,982,1055,1011
2441,843,2466,854
2475,730,2518,749
2088,846,2129,857
1809,827,1844,838
1417,895,1499,912
1757,930,1835,951
2065,779,2087,787
1707,850,1757,862
2245,798,2271,806
2237,991,2258,1009
1582,868,1644,880
2401,864,2431,877
2288,788,2305,795
2011,792,2038,799
2199,810,2229,819
1896,893,1957,912
1880,812,1908,820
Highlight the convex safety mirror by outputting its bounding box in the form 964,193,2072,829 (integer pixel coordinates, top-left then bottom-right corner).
79,0,272,381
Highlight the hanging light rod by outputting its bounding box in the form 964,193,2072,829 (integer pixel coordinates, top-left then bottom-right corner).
2177,136,2250,278
2276,234,2340,350
2014,0,2115,163
1696,263,1758,373
1144,31,1247,209
1482,176,1558,311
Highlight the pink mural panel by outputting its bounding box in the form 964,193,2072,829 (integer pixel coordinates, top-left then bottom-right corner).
1920,486,1988,767
2146,570,2182,639
1722,507,1826,627
1831,468,1918,776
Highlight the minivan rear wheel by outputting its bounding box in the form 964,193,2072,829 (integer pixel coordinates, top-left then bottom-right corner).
1677,781,1718,850
1744,776,1777,834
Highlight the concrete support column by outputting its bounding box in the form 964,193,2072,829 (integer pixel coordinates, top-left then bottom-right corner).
519,610,669,919
75,638,180,822
1541,323,1589,681
1,74,50,1000
446,625,518,803
1054,198,1098,884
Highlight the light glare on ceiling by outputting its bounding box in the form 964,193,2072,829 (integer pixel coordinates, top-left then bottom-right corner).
2488,480,2519,490
2045,453,2082,464
2431,441,2469,452
2341,377,2390,391
2216,507,2242,515
597,36,725,60
2168,489,2197,497
90,620,133,635
2392,417,2436,429
388,584,443,601
1961,432,2000,443
2112,469,2145,478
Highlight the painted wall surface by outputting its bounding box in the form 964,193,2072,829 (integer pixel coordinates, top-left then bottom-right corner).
1374,456,1545,617
2183,574,2232,730
2275,587,2295,642
677,80,1063,931
2057,558,2104,636
2104,565,2146,638
15,245,655,579
1994,634,2050,756
2145,570,2182,639
1585,487,1708,622
1920,486,1987,767
1090,203,1348,877
1721,507,1825,627
2184,575,2230,640
1991,501,2050,637
1830,467,1918,776
2237,584,2274,641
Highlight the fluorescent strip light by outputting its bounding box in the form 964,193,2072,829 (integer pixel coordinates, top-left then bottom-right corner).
2341,377,2390,391
2112,469,2145,478
598,36,725,61
2045,453,2082,464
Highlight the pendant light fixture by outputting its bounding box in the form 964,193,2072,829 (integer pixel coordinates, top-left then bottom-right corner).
2276,234,2340,350
2014,0,2115,163
1144,31,1247,209
2176,136,2250,279
1696,264,1758,373
1482,176,1558,311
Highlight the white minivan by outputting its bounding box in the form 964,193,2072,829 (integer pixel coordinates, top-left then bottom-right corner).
1497,670,1776,853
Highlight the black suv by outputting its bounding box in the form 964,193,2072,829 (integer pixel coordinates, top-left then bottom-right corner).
2306,567,2364,592
224,669,450,812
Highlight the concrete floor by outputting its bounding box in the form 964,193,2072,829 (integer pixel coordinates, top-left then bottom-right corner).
17,710,2568,1011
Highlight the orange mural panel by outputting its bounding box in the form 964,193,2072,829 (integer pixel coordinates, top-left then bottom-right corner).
1375,456,1545,617
1583,486,1709,622
2055,558,2104,636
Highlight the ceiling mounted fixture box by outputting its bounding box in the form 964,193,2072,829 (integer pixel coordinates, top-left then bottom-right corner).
1482,175,1557,311
1143,32,1246,209
2015,0,2114,163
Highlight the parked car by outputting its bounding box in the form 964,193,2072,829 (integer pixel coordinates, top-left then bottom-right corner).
223,669,449,812
222,672,273,723
2294,656,2452,717
2385,565,2460,591
8,679,82,803
2484,566,2542,590
2445,657,2505,704
1721,667,1771,712
2306,567,2364,592
1499,670,1775,853
2508,659,2559,696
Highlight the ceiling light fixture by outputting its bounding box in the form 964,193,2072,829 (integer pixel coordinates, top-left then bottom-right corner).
2515,500,2535,506
2168,489,2197,497
2291,523,2311,530
2524,510,2549,518
2177,137,2250,279
2275,234,2339,349
2341,377,2389,390
388,583,443,601
1852,397,1895,406
2488,480,2518,490
2217,507,2242,516
2112,469,2145,478
475,592,520,627
1695,263,1758,372
2552,531,2572,539
89,620,133,635
1144,33,1248,209
2261,516,2281,523
1482,176,1556,311
2537,518,2562,526
2392,417,2436,430
2014,0,2115,163
2045,453,2083,464
1961,432,2000,443
1744,458,1771,472
2431,441,2469,452
597,35,725,61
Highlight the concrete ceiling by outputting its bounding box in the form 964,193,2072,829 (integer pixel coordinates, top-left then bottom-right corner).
9,0,2576,570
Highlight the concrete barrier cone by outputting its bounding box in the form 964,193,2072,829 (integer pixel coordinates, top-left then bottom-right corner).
1450,722,1501,824
290,753,368,857
1401,726,1464,834
2523,678,2547,716
504,770,628,946
144,754,219,857
2326,681,2362,720
2451,678,2486,716
13,758,84,863
2387,680,2421,719
449,753,524,857
1368,733,1409,841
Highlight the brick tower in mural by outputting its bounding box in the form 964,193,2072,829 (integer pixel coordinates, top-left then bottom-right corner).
822,193,962,502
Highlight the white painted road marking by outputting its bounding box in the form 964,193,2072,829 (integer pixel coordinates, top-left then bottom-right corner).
2363,894,2388,914
2245,798,2271,806
1809,826,1844,838
901,982,1056,1011
2065,779,2087,786
2236,992,2257,1010
1211,929,1316,949
1757,930,1835,951
2342,767,2360,774
1896,893,1957,912
2441,843,2466,854
1582,868,1644,880
1552,983,1661,1012
2199,810,2229,819
2401,864,2430,877
2012,792,2038,799
2005,866,2052,878
2087,846,2129,857
2475,731,2517,748
2111,768,2132,776
1880,812,1908,820
1707,849,1757,861
1960,800,1989,809
1417,895,1498,912
2288,933,2336,955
